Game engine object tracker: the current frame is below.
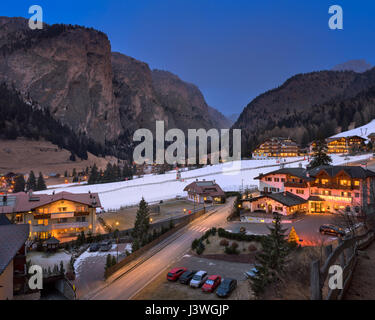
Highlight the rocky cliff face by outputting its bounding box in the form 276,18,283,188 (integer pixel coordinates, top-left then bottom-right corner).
112,52,229,137
0,17,121,144
0,17,230,152
151,69,224,131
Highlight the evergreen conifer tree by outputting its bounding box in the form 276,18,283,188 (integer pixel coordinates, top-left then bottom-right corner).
88,164,99,184
36,172,47,191
132,198,150,248
250,213,290,296
14,175,26,193
309,139,332,168
26,170,37,191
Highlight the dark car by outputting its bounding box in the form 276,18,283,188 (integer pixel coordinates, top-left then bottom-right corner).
89,243,100,252
99,240,112,252
319,224,345,237
179,270,197,285
167,267,187,281
216,278,237,298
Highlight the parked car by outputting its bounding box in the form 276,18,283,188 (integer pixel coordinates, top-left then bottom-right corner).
216,278,237,298
202,275,222,293
244,267,258,279
99,240,112,252
190,270,208,288
179,270,197,285
319,224,345,237
89,243,100,252
167,267,187,281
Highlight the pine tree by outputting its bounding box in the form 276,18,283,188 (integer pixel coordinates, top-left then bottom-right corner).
36,172,47,191
13,175,26,193
26,171,37,191
288,226,300,244
132,198,150,248
309,139,332,169
105,254,112,270
250,213,290,297
88,164,99,184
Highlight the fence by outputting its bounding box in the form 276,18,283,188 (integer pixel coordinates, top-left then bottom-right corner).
104,207,208,279
310,230,375,300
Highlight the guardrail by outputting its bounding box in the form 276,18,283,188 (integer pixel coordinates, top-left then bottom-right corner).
310,230,375,300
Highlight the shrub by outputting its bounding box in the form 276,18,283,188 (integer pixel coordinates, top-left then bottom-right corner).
248,244,257,252
224,245,239,255
219,239,229,246
218,228,264,242
192,238,199,250
231,242,239,249
196,241,205,255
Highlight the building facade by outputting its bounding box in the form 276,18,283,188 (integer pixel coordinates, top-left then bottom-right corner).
184,180,225,204
0,223,29,300
246,166,375,216
0,191,101,242
252,137,300,159
310,136,366,154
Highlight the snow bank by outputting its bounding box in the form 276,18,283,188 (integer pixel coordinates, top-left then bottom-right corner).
35,154,372,210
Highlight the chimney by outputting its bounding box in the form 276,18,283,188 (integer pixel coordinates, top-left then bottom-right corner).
28,190,33,199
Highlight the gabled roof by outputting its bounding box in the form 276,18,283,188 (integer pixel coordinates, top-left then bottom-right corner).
183,180,225,197
308,166,375,179
0,214,11,225
0,224,29,275
0,191,101,214
44,236,60,245
255,168,313,181
249,192,307,207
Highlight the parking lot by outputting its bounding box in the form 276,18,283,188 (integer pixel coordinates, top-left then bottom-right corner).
134,255,254,300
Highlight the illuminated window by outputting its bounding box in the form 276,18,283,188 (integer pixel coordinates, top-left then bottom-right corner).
354,181,360,186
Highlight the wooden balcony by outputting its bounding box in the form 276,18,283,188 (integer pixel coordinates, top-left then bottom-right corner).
310,182,360,190
284,181,308,188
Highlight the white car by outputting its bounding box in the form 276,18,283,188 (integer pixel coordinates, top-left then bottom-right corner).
190,271,208,288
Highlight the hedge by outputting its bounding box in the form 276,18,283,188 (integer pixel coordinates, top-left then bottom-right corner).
217,228,265,243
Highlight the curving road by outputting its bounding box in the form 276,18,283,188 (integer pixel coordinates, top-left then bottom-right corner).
88,199,234,300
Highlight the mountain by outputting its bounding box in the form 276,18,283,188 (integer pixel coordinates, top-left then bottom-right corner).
226,113,239,125
0,17,226,159
0,17,121,145
332,59,373,73
207,106,232,129
233,67,375,156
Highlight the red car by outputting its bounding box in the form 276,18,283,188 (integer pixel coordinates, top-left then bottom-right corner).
167,267,187,281
202,275,222,293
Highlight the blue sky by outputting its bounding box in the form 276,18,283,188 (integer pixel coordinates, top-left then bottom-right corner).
3,1,375,116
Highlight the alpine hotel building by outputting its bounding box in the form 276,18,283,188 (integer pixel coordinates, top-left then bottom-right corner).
246,165,375,216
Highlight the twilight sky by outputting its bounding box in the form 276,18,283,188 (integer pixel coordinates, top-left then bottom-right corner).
3,1,375,116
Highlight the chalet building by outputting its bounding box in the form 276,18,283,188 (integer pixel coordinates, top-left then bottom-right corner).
0,191,101,242
0,221,29,300
247,165,375,216
368,132,375,145
184,180,225,204
252,137,300,159
310,136,366,154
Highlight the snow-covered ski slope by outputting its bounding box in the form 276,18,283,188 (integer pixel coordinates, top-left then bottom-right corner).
36,153,372,210
331,119,375,140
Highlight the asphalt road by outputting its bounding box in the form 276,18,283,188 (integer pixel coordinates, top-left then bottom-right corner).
89,199,234,300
